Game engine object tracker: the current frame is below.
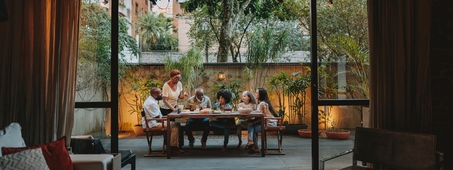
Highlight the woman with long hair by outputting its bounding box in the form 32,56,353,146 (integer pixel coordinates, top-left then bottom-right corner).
246,87,278,153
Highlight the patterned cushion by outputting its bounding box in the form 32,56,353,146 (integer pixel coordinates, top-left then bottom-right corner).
2,136,73,170
0,148,50,170
0,122,26,156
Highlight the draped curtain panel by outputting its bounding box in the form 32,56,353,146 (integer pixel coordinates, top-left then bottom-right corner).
0,0,80,146
368,0,432,133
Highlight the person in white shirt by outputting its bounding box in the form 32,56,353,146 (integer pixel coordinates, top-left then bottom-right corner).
142,87,184,153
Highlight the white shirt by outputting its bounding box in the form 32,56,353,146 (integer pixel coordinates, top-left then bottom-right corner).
258,101,277,126
160,81,183,109
237,102,256,110
141,96,162,128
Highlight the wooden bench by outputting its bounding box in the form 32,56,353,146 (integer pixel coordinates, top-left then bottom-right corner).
320,127,443,170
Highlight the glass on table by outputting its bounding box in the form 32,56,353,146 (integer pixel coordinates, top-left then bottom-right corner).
195,105,200,112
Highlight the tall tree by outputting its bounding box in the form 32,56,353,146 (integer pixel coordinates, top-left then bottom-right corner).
77,0,139,99
184,0,287,62
135,13,177,51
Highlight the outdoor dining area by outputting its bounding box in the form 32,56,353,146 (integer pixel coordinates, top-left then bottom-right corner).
1,0,451,170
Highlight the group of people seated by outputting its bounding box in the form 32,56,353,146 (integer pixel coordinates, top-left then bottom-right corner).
141,69,279,154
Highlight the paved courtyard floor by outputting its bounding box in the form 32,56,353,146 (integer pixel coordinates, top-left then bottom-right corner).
99,130,355,170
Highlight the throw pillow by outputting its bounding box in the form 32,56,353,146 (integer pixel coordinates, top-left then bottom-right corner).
0,147,50,170
2,136,73,170
0,122,26,156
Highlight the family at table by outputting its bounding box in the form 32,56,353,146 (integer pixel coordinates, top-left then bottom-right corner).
142,69,279,154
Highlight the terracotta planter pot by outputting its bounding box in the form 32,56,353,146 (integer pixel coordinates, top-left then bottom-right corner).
325,130,350,140
297,129,321,138
132,125,145,136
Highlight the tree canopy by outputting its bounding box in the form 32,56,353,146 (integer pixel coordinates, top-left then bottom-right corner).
77,0,139,98
183,0,301,62
135,13,178,51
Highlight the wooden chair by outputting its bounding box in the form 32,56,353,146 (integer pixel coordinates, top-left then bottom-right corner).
263,114,286,155
320,127,444,170
143,116,167,157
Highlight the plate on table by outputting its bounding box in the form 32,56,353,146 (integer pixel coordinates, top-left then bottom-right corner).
212,110,222,114
250,110,261,114
199,109,211,114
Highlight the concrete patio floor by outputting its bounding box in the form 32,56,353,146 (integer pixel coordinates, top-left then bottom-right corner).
99,130,355,170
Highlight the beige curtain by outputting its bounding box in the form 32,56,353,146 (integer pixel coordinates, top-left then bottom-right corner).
0,0,80,146
368,0,432,133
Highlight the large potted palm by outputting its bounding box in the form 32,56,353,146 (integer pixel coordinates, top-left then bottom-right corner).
123,73,162,136
284,70,310,135
268,72,290,122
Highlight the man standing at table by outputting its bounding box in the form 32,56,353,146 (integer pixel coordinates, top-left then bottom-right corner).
142,87,184,153
184,88,212,149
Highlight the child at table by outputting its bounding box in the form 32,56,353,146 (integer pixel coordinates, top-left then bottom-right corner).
209,90,234,152
235,91,257,149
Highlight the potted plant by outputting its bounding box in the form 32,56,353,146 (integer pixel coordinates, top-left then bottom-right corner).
298,129,322,138
325,128,350,140
283,69,311,135
164,47,204,95
324,120,351,140
123,73,162,136
319,106,350,140
268,72,290,117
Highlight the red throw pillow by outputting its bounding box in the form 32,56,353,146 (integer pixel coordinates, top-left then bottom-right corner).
2,136,73,170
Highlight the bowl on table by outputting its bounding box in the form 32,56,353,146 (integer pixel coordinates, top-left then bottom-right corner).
223,108,232,114
238,108,253,114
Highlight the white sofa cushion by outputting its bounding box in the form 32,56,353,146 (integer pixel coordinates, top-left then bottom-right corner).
70,154,115,170
0,147,50,170
0,122,26,156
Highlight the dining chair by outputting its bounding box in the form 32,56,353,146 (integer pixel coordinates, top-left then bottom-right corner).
143,116,168,157
263,113,286,155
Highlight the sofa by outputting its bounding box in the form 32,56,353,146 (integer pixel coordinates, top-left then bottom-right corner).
0,122,121,170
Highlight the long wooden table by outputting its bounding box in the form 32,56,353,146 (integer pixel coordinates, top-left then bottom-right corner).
166,111,266,158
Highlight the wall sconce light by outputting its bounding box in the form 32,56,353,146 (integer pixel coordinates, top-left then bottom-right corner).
218,71,226,81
